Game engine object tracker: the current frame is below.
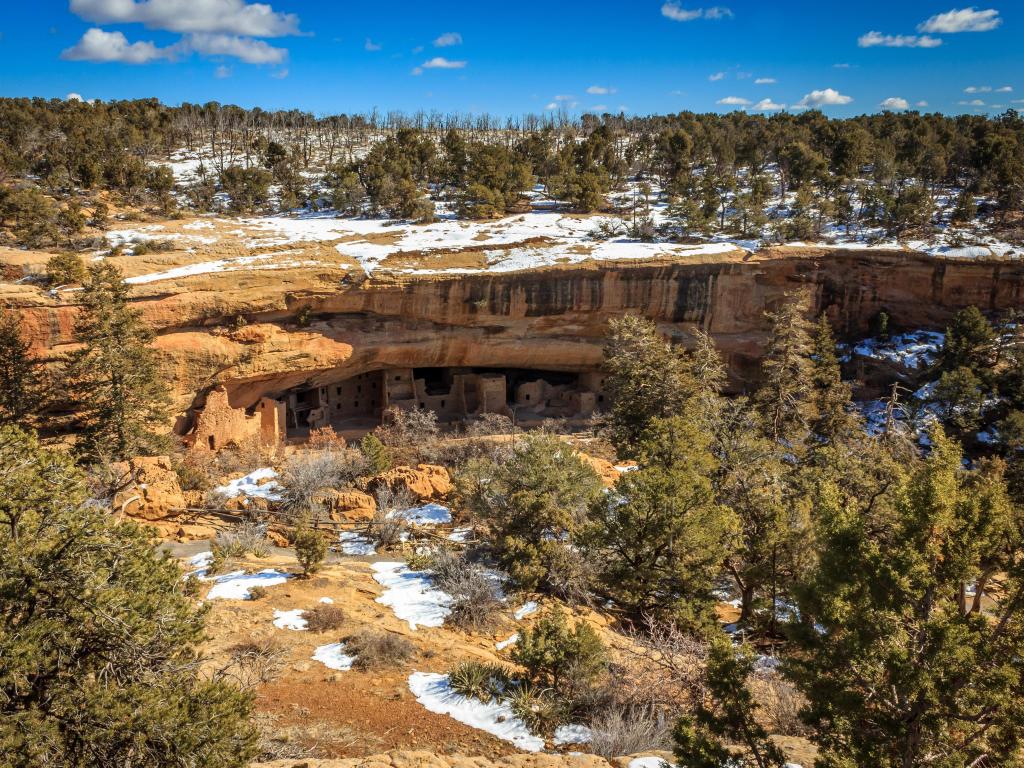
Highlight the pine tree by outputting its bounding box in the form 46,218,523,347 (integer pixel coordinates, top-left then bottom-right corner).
585,415,736,628
943,306,996,374
810,314,858,445
66,262,169,462
787,428,1024,768
755,292,818,449
0,311,43,428
674,636,786,768
359,433,391,474
602,316,692,456
294,522,327,576
0,425,257,766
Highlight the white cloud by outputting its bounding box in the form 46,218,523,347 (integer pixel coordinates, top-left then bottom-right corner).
544,102,559,110
959,99,986,105
916,100,929,107
661,3,733,21
589,104,608,112
586,85,617,95
65,92,84,101
433,32,462,47
858,30,942,48
717,96,751,105
270,68,288,79
365,38,382,51
186,32,287,63
965,85,992,93
796,88,853,107
754,77,776,84
918,7,1001,33
214,64,231,78
69,0,301,37
834,63,852,68
1012,99,1024,104
420,56,466,70
553,94,574,101
61,28,175,63
996,86,1013,92
708,71,725,81
880,96,909,110
752,98,785,111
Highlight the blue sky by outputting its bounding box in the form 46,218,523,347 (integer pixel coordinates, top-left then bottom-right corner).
0,1,1021,117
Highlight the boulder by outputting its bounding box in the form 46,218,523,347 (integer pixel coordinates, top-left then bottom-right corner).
322,489,377,522
580,453,622,488
371,464,451,502
113,455,186,522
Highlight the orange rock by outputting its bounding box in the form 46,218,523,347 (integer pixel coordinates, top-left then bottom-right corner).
113,455,186,522
580,454,622,488
372,464,451,502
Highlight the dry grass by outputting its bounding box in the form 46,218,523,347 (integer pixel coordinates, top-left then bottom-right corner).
303,604,345,633
344,630,415,670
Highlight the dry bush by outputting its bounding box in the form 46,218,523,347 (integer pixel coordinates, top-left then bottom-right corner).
345,630,415,669
374,407,441,464
218,433,277,475
466,413,514,437
617,616,709,711
307,426,346,451
214,520,270,558
173,450,219,492
366,485,415,549
304,604,345,633
587,704,673,759
427,547,504,632
281,446,368,513
753,672,811,737
222,638,286,688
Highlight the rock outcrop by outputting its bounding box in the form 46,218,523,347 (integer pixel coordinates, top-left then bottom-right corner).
7,246,1024,425
371,464,452,502
252,751,621,768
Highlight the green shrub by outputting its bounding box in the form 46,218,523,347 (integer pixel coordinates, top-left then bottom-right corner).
294,524,327,576
507,683,563,735
360,433,391,474
512,610,606,690
46,251,86,285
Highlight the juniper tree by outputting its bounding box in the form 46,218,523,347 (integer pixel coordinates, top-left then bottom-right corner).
755,291,818,449
674,636,785,768
786,428,1024,768
585,415,736,628
942,305,996,374
455,432,603,595
0,426,257,767
810,314,858,446
66,262,169,462
0,310,43,427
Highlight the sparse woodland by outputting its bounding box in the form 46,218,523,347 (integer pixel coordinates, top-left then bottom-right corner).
0,98,1022,256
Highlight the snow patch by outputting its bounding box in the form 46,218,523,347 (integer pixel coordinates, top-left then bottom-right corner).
514,601,538,620
395,503,452,525
312,642,355,671
339,531,376,556
553,724,593,745
371,561,452,629
205,569,290,600
214,468,283,502
407,672,544,752
495,633,519,651
272,609,308,630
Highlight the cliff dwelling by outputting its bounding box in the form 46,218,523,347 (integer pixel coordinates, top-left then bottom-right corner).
188,367,608,448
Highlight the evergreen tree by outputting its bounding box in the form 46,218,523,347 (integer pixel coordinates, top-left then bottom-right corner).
455,433,603,594
674,636,786,768
755,292,818,448
0,311,43,427
359,432,391,473
511,610,606,690
66,263,169,462
810,314,858,445
585,415,736,627
943,306,996,374
602,316,692,456
787,428,1024,768
45,251,86,285
0,426,257,767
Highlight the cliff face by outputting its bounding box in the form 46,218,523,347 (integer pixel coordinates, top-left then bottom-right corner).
11,247,1024,414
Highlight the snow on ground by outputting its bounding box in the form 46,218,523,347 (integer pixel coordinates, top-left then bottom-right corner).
272,609,308,630
339,531,377,556
495,633,519,651
312,642,355,671
213,468,284,502
628,757,672,768
553,724,593,745
514,601,538,620
319,596,334,604
395,503,452,525
408,672,545,752
447,527,472,542
371,561,453,629
124,252,314,285
205,569,290,600
845,330,944,370
185,550,213,577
